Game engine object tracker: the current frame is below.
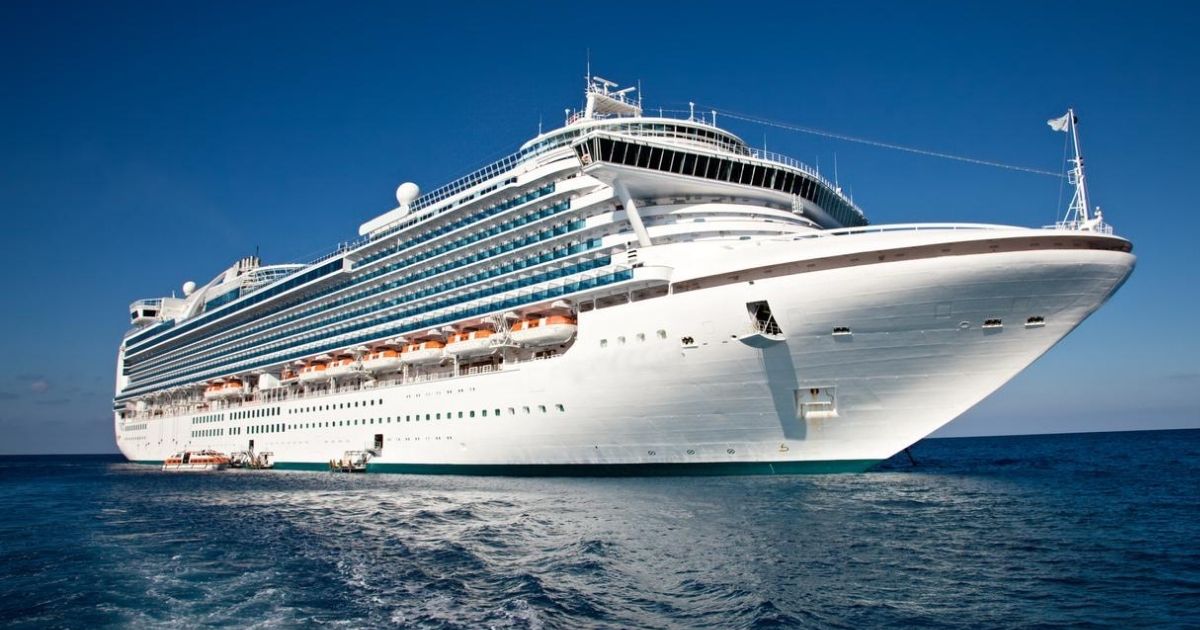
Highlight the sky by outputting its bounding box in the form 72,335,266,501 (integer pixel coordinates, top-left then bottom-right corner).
0,1,1196,454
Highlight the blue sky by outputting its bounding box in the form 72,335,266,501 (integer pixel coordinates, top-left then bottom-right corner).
1,1,1196,453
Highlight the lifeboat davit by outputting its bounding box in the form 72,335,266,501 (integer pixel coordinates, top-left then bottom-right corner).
399,340,445,365
445,329,496,358
509,314,577,346
298,357,331,383
362,347,402,372
325,353,358,378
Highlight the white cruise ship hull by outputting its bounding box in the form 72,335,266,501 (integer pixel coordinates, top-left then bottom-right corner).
115,229,1135,474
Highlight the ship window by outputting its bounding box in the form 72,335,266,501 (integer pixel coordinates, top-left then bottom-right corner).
523,406,531,414
495,409,501,416
538,405,547,413
556,404,565,412
470,411,475,418
600,339,608,348
648,147,664,169
636,333,645,342
458,412,463,419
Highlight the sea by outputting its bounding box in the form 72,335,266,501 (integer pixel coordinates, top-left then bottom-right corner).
0,429,1197,629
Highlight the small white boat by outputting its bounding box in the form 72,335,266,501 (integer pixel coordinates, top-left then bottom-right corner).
162,450,230,471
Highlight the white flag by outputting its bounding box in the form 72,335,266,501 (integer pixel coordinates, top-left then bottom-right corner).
1047,112,1072,132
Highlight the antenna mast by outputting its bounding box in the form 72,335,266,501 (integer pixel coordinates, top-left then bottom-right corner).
1063,108,1092,226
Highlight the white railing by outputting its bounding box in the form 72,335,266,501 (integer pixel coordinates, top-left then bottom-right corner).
817,222,1019,238
1044,220,1114,235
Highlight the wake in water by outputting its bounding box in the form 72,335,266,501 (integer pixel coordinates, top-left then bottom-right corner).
1,429,1198,628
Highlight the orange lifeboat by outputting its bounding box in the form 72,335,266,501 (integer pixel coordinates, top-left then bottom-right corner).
509,314,577,346
298,357,331,384
399,340,445,365
280,368,299,384
325,353,358,378
218,379,244,399
445,329,495,358
362,346,402,372
202,383,224,401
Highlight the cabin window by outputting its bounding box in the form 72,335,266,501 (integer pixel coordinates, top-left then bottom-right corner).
556,404,565,412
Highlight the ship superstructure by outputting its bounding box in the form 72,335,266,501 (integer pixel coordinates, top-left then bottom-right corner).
114,78,1134,473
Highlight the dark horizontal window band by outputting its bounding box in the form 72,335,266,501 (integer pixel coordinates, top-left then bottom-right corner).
124,206,590,378
671,233,1132,295
125,186,575,367
573,136,867,229
126,234,603,382
125,259,345,356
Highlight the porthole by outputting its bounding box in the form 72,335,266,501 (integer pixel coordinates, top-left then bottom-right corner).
686,449,696,455
727,448,736,454
647,450,656,456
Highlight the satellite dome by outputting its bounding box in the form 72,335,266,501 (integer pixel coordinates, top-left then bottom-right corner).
182,280,197,296
395,182,420,207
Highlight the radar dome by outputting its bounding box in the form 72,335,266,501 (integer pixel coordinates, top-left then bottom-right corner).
182,280,197,296
395,182,420,207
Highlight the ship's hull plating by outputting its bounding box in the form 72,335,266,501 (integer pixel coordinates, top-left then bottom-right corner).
115,244,1134,474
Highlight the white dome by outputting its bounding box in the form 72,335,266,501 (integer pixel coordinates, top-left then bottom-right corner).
395,182,420,207
182,280,197,296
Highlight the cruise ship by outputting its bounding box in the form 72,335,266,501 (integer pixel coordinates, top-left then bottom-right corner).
114,78,1134,474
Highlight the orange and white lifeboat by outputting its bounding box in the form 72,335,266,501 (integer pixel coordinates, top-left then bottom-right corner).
399,340,445,365
325,353,358,378
279,368,299,384
445,329,496,358
215,379,244,399
298,357,331,383
362,346,402,372
202,383,224,401
509,314,577,347
162,450,231,472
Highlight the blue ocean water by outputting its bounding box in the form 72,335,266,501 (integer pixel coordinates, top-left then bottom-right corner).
1,430,1197,628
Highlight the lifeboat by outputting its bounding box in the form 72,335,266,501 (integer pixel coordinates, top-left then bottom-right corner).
445,329,496,358
298,357,331,383
162,450,231,472
218,379,245,399
509,314,577,346
279,368,299,384
399,340,445,365
325,353,358,378
202,383,224,401
362,347,403,372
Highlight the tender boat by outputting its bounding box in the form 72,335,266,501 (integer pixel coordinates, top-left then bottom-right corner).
162,450,230,471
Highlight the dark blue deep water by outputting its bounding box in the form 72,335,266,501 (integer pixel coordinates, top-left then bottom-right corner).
1,430,1198,628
